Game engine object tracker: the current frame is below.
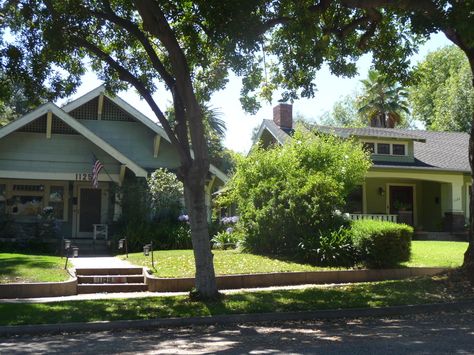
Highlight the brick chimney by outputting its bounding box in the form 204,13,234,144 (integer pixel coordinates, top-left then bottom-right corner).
273,103,293,129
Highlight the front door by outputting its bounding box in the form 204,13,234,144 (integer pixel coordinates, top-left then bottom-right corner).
78,188,102,237
389,185,414,226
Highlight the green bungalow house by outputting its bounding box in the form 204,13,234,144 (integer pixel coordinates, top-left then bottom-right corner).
0,86,227,240
254,103,470,234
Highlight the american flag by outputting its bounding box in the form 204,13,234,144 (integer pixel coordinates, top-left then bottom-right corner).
92,155,104,189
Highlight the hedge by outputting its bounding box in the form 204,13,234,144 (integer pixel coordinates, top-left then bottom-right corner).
351,219,413,268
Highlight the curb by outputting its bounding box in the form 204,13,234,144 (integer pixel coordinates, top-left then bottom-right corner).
1,300,473,336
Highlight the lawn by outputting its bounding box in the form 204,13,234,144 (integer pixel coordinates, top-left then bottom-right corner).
0,253,70,283
122,241,468,278
0,273,471,326
402,241,468,268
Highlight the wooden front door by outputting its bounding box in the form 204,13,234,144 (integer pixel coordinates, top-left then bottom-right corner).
78,188,102,235
389,185,414,226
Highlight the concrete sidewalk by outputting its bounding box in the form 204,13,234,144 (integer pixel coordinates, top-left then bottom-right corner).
69,256,135,269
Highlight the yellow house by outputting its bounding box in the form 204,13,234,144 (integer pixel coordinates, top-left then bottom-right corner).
254,104,470,235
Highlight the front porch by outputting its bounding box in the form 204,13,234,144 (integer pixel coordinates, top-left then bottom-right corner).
346,171,471,233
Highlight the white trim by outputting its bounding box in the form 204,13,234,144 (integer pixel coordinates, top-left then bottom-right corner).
386,183,417,226
61,86,105,112
0,103,53,139
0,170,119,182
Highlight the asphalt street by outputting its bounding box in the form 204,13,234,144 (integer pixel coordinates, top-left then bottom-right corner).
1,307,473,354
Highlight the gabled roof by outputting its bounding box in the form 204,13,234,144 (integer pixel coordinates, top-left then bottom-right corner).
254,119,469,173
254,119,292,146
62,86,229,182
62,85,170,143
0,102,148,177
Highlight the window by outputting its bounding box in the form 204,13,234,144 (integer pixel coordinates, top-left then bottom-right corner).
49,186,65,220
363,143,375,153
392,144,406,156
11,196,43,216
377,143,390,155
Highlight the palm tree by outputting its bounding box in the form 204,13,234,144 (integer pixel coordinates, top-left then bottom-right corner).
357,70,410,128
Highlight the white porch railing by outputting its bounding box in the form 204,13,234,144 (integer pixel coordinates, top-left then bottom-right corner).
349,213,398,223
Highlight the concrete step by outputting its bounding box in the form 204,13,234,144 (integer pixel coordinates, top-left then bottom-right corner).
77,275,144,284
77,283,148,294
75,267,144,276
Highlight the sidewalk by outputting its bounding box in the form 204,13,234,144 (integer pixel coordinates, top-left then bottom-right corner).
69,256,134,269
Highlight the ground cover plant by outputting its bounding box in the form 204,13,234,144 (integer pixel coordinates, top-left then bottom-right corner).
121,241,467,278
1,273,472,326
0,253,70,283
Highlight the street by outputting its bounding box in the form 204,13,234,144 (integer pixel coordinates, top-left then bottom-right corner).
1,307,473,354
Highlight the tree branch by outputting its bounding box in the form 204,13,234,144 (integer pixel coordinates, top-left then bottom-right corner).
74,36,190,163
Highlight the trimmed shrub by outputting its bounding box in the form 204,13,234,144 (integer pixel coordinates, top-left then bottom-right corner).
351,219,412,268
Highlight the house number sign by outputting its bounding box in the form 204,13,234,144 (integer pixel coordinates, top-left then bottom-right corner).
75,173,93,181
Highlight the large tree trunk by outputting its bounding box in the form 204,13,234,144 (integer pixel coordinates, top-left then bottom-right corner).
184,172,219,299
464,60,474,279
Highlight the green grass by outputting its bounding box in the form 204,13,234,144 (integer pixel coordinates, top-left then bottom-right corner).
403,241,468,268
0,274,470,326
0,253,70,283
123,241,468,278
124,249,334,278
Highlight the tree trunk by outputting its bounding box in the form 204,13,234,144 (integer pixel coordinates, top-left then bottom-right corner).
463,53,474,281
184,175,219,299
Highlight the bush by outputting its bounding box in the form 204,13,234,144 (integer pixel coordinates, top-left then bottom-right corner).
221,126,371,258
299,226,358,267
351,219,412,268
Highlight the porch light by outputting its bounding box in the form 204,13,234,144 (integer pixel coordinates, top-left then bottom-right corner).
118,239,124,249
72,247,79,258
64,239,71,250
143,244,150,256
378,187,385,196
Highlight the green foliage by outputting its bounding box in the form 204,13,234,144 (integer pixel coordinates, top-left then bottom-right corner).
223,126,371,258
299,226,357,267
320,94,366,128
211,230,242,250
357,70,411,128
148,168,184,222
410,46,474,132
114,171,190,252
351,219,413,268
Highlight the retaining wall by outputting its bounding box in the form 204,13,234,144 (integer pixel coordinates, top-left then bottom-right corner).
145,267,446,292
0,277,77,299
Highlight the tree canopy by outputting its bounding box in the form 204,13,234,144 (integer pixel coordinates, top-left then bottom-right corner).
2,0,474,295
410,45,474,132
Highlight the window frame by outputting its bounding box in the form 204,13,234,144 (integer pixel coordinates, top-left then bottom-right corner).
0,179,69,221
362,141,409,157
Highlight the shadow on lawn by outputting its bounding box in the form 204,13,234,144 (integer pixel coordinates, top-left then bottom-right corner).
0,256,62,278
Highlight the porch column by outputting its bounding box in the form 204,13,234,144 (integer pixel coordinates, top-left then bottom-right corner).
441,178,465,231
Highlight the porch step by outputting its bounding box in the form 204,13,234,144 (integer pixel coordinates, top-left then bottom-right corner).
77,283,148,294
77,275,145,284
75,267,144,276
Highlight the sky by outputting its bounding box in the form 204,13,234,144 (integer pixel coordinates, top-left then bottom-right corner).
61,32,451,154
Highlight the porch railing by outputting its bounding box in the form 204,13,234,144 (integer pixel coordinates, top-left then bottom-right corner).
349,213,398,223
